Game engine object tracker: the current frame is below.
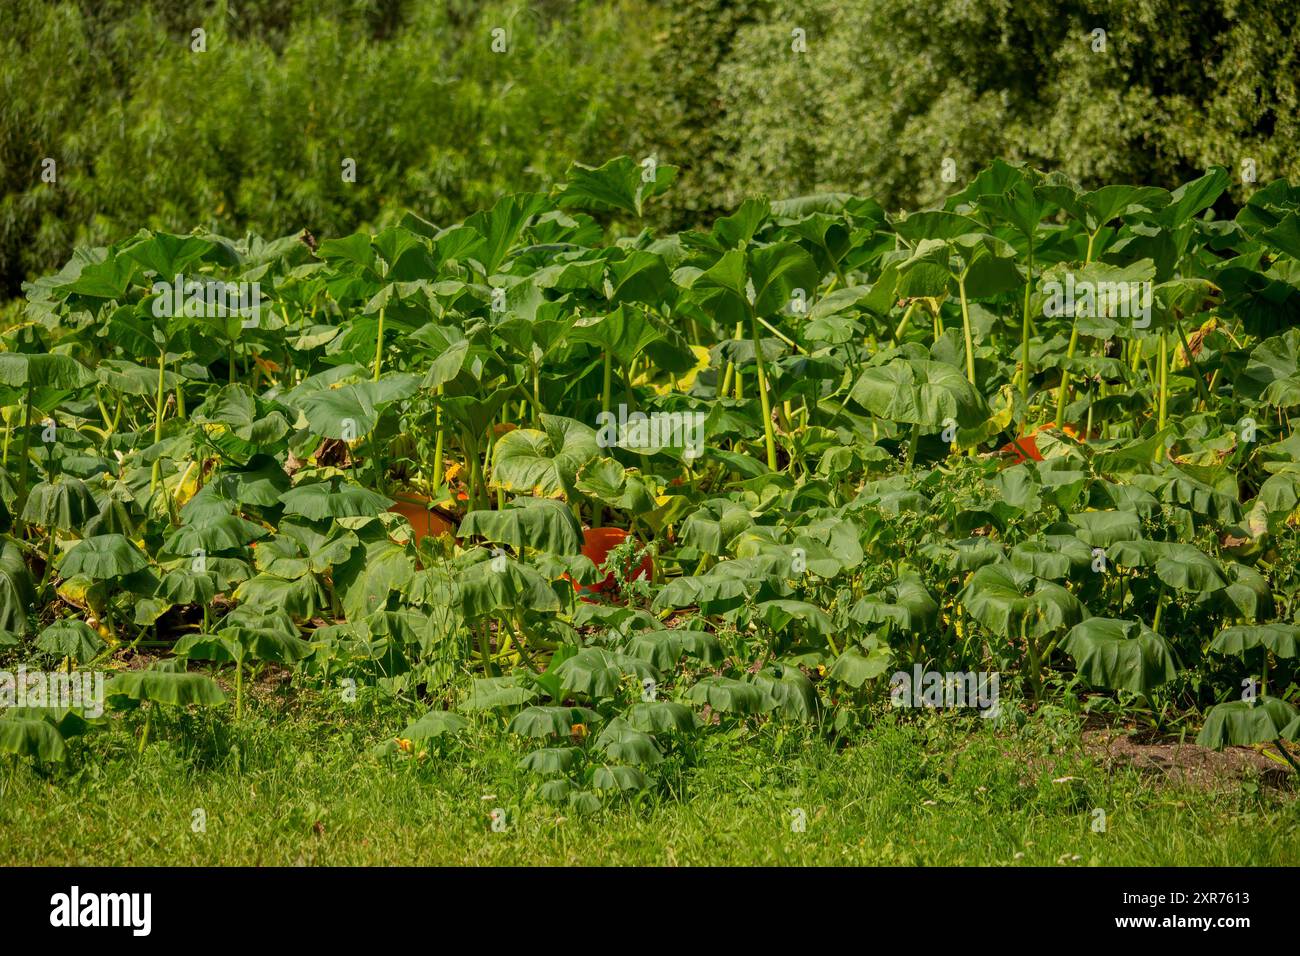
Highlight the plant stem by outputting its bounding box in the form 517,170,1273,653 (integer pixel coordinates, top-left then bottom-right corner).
1157,329,1169,432
602,350,613,414
149,352,168,496
478,621,493,674
1274,739,1300,774
893,301,918,341
957,276,976,385
750,312,778,471
16,384,33,507
431,385,445,495
1054,319,1079,427
372,306,386,381
1021,241,1034,402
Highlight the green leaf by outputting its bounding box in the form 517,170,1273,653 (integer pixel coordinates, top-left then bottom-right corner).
35,620,104,664
851,358,989,428
623,700,696,733
1059,618,1178,695
685,675,772,714
556,156,676,218
507,705,600,739
60,534,148,579
519,746,582,775
491,415,599,499
590,764,648,792
21,479,100,530
1208,624,1300,659
458,498,583,554
1196,697,1299,749
279,478,393,520
401,710,469,741
0,718,66,762
960,563,1085,638
107,670,227,708
458,676,537,712
553,648,657,699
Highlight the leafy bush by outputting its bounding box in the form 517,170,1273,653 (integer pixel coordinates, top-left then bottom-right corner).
0,0,655,296
645,0,1300,222
4,155,1300,797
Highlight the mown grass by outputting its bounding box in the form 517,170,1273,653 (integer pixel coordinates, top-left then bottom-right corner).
1,689,1296,866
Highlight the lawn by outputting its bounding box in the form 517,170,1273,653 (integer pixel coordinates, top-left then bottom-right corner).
2,689,1295,866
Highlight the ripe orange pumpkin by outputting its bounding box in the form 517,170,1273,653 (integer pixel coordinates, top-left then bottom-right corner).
575,527,653,595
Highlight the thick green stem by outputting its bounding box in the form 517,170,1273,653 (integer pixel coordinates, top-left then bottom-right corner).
149,353,168,496
477,621,493,673
531,361,542,423
1152,585,1167,633
138,708,153,755
1020,241,1035,402
372,306,386,381
431,385,445,494
957,276,976,385
893,301,918,342
1274,739,1300,774
750,312,778,471
235,662,243,721
39,531,57,597
1054,319,1079,427
16,384,33,505
602,350,613,414
905,421,921,469
1157,330,1169,432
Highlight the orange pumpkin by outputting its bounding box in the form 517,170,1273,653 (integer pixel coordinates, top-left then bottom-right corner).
575,527,653,595
1000,423,1084,464
388,494,456,545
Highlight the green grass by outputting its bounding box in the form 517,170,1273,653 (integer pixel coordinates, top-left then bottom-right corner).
2,689,1296,866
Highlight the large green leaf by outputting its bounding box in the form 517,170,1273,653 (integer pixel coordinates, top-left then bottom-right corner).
1059,618,1178,695
21,478,100,530
458,498,582,554
553,648,657,699
0,718,66,761
1209,624,1300,659
107,670,227,708
279,478,393,520
555,155,676,218
851,358,989,427
685,675,772,714
490,415,599,499
960,563,1085,638
1196,697,1299,749
60,534,148,579
35,620,104,663
507,705,600,739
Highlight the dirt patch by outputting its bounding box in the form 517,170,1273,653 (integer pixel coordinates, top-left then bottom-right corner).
1083,729,1295,792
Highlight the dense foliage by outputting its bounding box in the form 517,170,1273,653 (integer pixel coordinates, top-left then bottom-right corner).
654,0,1300,220
3,155,1300,808
6,0,1298,298
1,0,652,297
